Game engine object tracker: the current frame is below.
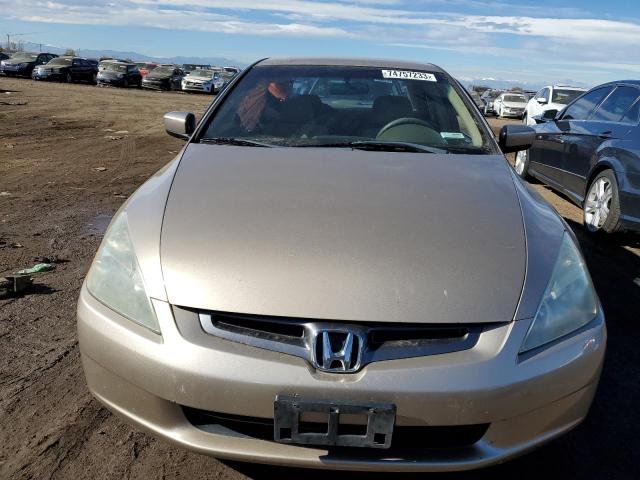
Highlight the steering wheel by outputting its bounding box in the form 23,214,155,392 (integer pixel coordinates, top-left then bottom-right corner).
376,117,435,138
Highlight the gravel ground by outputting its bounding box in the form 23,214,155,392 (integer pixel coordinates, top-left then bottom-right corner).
1,77,639,480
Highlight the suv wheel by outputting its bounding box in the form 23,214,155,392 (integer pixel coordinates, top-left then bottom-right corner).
584,170,622,234
65,72,72,83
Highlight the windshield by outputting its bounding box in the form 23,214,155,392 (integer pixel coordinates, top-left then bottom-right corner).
152,66,174,75
48,58,72,66
552,88,584,105
11,53,38,61
190,70,215,78
503,95,526,103
101,63,128,73
201,65,492,152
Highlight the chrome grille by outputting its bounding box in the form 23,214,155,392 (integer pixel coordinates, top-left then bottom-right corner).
173,307,495,371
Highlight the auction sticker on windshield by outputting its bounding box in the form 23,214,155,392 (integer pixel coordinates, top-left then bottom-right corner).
381,70,437,82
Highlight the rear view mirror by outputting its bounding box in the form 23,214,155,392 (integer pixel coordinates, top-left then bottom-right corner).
498,124,535,153
543,109,558,120
164,111,195,140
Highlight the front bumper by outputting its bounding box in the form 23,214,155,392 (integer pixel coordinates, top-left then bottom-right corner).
32,71,65,81
78,285,606,472
1,64,29,76
182,82,213,93
502,110,525,118
98,77,126,87
142,80,171,90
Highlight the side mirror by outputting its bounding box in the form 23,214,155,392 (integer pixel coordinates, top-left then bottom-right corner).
531,109,559,125
164,111,195,140
536,97,548,105
498,124,535,153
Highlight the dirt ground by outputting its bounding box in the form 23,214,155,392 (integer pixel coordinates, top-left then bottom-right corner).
1,77,639,480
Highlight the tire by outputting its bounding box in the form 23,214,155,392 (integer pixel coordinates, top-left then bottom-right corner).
583,170,622,234
514,149,531,179
65,72,72,83
123,78,129,88
91,72,97,85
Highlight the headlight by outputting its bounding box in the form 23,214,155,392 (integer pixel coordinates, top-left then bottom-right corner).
86,212,160,333
520,232,597,353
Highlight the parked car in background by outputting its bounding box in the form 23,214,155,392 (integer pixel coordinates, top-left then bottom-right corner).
523,85,587,125
480,89,501,115
515,81,640,234
78,57,606,473
181,69,225,94
493,92,528,118
141,65,184,91
468,90,485,110
135,62,158,77
0,52,58,77
97,61,142,88
182,63,211,74
32,56,98,84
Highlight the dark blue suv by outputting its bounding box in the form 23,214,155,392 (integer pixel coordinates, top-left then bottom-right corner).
514,81,640,235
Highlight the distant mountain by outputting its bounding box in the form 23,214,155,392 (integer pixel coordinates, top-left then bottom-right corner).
17,41,245,67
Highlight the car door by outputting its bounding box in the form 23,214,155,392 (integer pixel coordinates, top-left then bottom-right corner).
529,86,613,189
175,69,184,89
70,59,82,80
530,87,549,118
493,94,503,113
561,84,640,200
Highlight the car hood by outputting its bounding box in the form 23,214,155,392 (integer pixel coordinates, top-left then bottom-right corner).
3,60,34,66
502,101,527,108
145,72,171,80
184,75,212,82
98,71,123,78
160,145,526,324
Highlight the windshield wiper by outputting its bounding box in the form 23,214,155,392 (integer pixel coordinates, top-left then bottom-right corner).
301,140,446,154
200,137,273,147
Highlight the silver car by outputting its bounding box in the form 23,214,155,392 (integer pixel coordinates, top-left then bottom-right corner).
78,58,606,472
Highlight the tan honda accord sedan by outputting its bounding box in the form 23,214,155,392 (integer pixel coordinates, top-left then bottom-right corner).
78,58,606,472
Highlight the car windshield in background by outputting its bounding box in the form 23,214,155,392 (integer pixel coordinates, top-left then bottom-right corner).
102,63,128,73
153,67,174,75
202,65,492,153
504,95,526,103
552,89,584,104
11,53,38,61
191,70,214,78
48,58,72,66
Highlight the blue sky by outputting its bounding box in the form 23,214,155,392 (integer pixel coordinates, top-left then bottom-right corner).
1,0,639,87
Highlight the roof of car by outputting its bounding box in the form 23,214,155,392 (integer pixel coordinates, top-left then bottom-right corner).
602,80,640,87
258,57,444,72
552,84,587,90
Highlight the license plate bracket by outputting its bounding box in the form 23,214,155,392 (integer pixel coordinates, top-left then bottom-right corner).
274,395,395,449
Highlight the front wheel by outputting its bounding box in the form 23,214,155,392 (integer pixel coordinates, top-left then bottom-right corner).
514,149,530,179
65,72,72,83
584,170,622,234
